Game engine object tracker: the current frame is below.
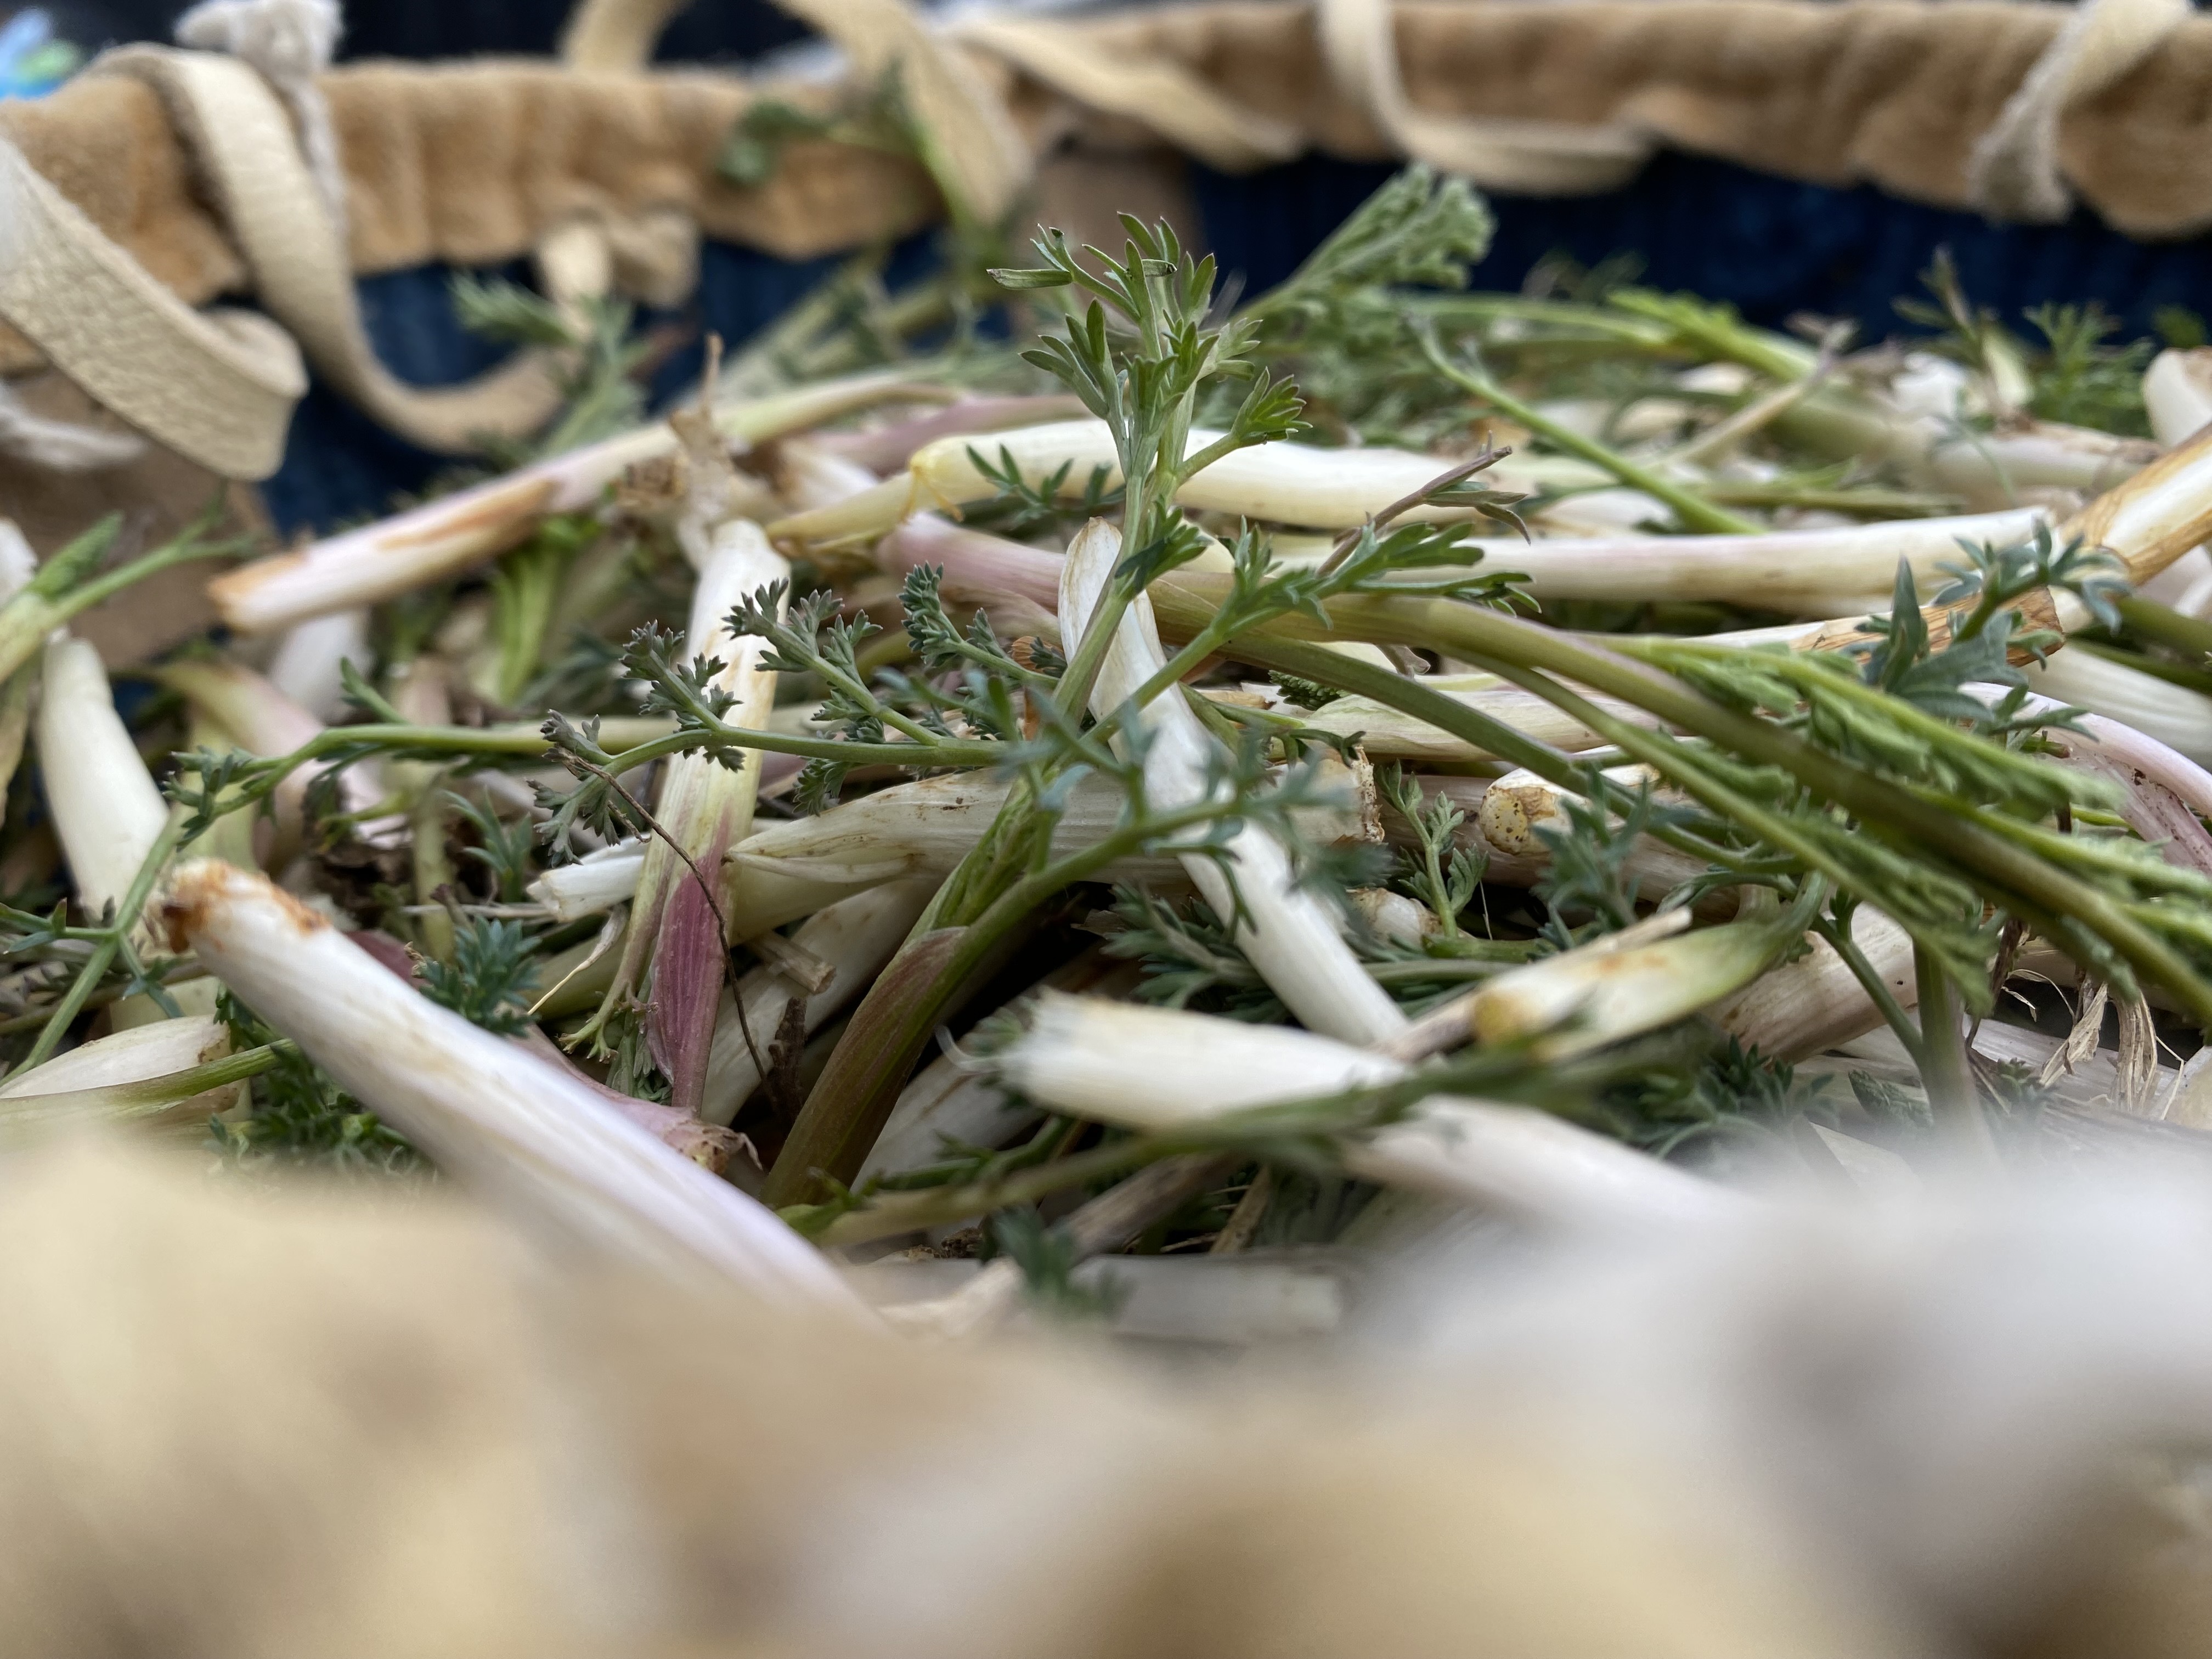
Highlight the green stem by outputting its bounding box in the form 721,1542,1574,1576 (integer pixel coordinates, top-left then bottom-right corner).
410,777,458,962
218,720,1003,835
781,634,946,749
153,1040,291,1096
1144,603,1739,873
2114,594,2212,663
1701,481,1960,519
762,791,1285,1206
1915,944,1994,1153
1401,295,1684,354
2,1040,294,1116
1152,577,2212,1026
2072,639,2212,698
1813,916,1927,1070
810,1133,1169,1248
0,968,204,1034
50,529,241,620
651,718,1000,771
1416,335,1763,535
0,516,243,686
1124,615,1237,716
17,810,190,1073
1365,956,1521,985
1601,290,1819,381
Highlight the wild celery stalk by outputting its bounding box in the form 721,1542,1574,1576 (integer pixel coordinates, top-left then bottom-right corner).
1460,508,2046,615
530,836,648,922
810,392,1088,471
1466,770,1726,895
1143,580,2212,1026
996,994,1738,1231
698,877,936,1126
1285,676,1655,764
754,772,1335,1205
157,859,863,1307
771,419,1539,549
264,607,371,722
207,370,933,633
1059,518,1404,1045
1412,327,1758,535
0,521,41,798
1603,288,2155,509
1468,884,1822,1060
2024,647,2212,769
604,518,788,1118
2145,348,2212,447
716,753,1383,937
760,218,1312,1204
1716,905,1920,1062
2044,416,2212,625
0,1014,268,1137
37,635,169,924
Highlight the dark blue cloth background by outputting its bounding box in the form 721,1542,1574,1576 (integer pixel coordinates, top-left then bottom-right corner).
1193,150,2212,340
261,148,2212,535
261,239,935,534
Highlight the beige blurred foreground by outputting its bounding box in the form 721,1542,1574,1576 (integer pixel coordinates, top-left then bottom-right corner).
0,1142,2207,1659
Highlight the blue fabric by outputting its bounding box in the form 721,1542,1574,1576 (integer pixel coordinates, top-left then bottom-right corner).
1191,149,2212,341
259,235,937,535
52,0,812,66
263,148,2212,533
327,0,811,64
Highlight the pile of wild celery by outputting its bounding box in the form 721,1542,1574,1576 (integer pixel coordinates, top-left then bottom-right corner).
12,166,2212,1332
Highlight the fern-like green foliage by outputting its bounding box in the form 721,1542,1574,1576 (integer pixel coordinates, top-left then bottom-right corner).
418,918,539,1036
1099,886,1280,1020
1243,163,1496,333
446,792,537,904
2024,302,2153,437
1378,765,1483,936
211,992,420,1175
989,1207,1128,1322
1268,672,1346,710
958,447,1121,537
1601,1037,1803,1158
1531,780,1690,949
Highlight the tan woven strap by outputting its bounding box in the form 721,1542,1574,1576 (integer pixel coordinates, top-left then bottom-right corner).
545,0,699,318
20,0,2212,478
1314,0,1650,193
174,0,351,240
559,0,684,68
0,132,303,479
559,0,1030,225
951,14,1302,174
94,44,567,458
1969,0,2191,222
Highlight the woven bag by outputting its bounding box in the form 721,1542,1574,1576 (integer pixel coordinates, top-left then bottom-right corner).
0,0,2205,657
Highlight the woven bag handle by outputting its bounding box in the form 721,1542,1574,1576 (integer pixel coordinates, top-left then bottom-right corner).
94,45,568,460
559,0,1030,227
0,129,304,479
1970,0,2191,222
1313,0,1649,193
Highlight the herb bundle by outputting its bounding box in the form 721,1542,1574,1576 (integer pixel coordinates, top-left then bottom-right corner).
8,167,2212,1330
